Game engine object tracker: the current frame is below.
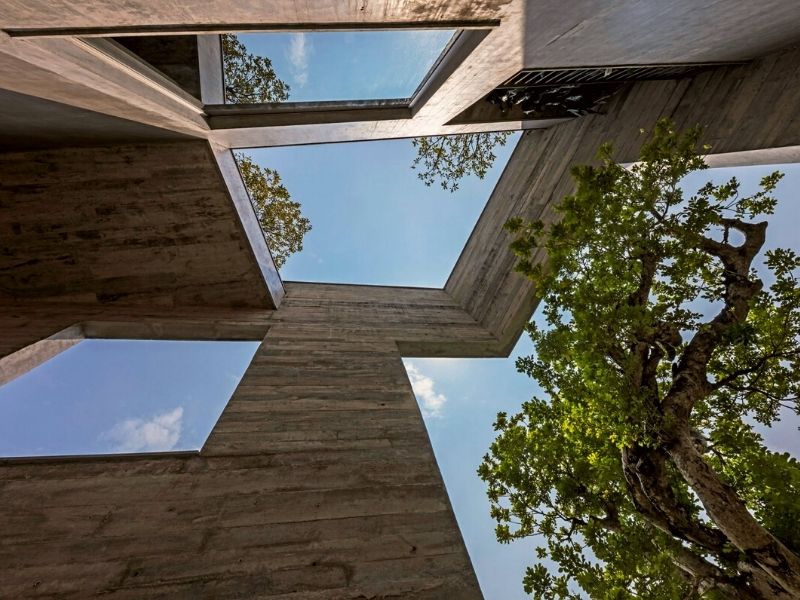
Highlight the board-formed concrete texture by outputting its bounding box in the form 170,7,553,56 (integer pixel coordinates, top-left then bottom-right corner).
2,1,800,598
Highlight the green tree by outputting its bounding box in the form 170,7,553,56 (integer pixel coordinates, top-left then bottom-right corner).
221,33,290,104
236,153,310,269
479,119,800,599
221,35,309,268
411,131,510,192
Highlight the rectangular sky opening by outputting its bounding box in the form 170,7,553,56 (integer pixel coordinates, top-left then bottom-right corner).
0,339,259,458
240,132,520,287
223,29,455,103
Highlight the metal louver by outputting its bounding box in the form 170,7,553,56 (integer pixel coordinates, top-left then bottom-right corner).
484,62,745,120
497,63,740,91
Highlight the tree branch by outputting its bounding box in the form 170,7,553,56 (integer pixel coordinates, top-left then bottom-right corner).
621,445,732,556
663,220,767,424
668,429,800,596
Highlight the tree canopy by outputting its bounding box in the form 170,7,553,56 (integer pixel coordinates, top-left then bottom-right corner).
235,153,311,269
221,34,290,104
221,35,309,269
411,131,510,192
479,119,800,599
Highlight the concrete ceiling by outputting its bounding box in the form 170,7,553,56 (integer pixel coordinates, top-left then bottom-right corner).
4,1,799,149
0,88,190,151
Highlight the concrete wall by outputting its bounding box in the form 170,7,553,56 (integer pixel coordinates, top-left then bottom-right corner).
0,141,276,309
3,45,800,596
0,283,484,599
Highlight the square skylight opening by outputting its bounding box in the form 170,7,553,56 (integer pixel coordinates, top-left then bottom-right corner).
0,338,259,458
238,131,521,287
222,29,456,104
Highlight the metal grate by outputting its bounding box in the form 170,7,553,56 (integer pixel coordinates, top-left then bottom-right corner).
497,63,741,90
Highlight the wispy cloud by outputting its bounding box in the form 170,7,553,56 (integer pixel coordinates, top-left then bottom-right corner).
388,29,452,92
287,33,310,87
101,407,184,453
405,362,447,418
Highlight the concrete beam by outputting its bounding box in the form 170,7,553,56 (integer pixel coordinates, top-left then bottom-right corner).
0,280,507,361
0,33,209,138
208,119,538,150
704,146,800,168
0,305,273,361
206,101,412,130
4,21,499,38
197,34,224,104
0,324,84,387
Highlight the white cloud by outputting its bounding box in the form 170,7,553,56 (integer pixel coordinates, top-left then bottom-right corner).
101,406,184,453
405,362,447,418
287,33,310,87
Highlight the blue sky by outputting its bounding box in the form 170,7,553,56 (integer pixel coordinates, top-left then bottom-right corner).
247,133,520,286
233,30,454,102
0,340,258,457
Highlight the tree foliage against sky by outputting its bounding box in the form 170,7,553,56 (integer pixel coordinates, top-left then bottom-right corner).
235,153,310,269
221,33,290,104
411,131,510,192
222,34,309,269
479,120,800,599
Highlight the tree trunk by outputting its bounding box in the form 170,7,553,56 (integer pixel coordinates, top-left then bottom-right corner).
668,430,800,597
743,562,799,600
672,543,761,600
